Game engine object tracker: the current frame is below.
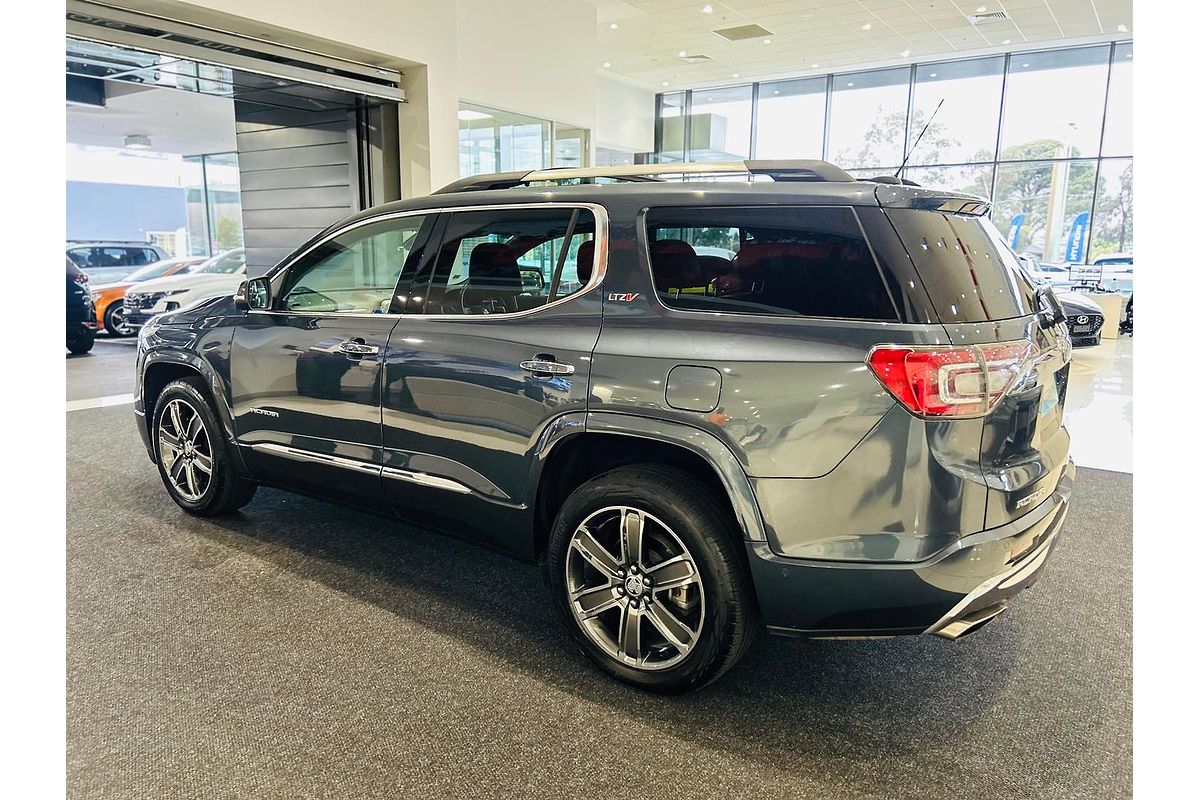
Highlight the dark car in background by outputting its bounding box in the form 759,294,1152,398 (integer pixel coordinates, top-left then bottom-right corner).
1058,292,1105,348
66,258,96,355
134,160,1075,693
1016,255,1104,347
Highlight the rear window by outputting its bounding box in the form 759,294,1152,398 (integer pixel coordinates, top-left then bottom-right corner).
644,206,899,321
886,209,1036,323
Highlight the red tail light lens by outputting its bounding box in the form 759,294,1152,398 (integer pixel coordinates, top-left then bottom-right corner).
867,341,1035,418
72,272,88,285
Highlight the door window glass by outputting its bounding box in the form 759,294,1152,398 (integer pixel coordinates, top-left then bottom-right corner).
644,206,898,321
423,208,596,315
280,216,430,314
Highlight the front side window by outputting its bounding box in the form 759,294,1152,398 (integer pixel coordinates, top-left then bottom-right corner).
645,206,898,321
423,208,596,315
280,216,430,314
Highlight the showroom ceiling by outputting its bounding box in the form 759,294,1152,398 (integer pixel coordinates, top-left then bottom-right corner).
591,0,1133,88
66,82,237,155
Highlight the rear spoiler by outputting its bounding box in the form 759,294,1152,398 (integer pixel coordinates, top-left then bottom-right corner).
872,183,991,216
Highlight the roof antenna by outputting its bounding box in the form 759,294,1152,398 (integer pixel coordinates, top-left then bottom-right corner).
896,98,943,178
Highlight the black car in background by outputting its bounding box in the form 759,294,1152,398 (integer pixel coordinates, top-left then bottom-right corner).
66,258,96,355
1058,292,1105,348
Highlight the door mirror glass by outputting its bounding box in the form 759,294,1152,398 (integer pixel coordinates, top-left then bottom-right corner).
237,277,271,310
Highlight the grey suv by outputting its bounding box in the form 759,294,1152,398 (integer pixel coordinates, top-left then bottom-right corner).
134,160,1075,693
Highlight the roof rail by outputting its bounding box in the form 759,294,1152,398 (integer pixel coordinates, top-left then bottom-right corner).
432,159,857,194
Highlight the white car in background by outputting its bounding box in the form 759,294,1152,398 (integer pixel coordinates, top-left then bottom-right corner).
123,248,247,329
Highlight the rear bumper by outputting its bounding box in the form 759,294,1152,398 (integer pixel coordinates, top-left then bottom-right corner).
747,460,1074,637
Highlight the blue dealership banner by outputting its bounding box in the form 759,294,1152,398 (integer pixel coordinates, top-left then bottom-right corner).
1008,213,1025,249
1065,212,1090,263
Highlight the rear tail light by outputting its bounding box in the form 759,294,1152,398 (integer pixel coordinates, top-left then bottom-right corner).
72,272,88,285
867,341,1035,418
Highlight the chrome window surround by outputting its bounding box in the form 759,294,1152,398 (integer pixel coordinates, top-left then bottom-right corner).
251,202,609,322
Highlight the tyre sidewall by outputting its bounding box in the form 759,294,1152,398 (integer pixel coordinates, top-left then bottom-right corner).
547,469,743,692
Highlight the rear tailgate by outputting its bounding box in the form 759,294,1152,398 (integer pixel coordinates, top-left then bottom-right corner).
883,202,1073,529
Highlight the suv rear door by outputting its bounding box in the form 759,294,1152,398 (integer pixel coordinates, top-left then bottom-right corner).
379,203,605,557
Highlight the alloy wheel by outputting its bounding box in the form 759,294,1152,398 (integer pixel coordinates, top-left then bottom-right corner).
110,304,132,336
565,506,705,670
158,398,214,502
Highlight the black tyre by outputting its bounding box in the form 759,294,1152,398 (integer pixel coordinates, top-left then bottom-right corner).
546,464,757,693
67,332,95,355
152,376,256,516
104,301,133,337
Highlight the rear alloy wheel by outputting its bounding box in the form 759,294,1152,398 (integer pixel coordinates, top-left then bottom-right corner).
105,302,133,337
566,506,705,671
547,465,757,693
153,377,256,516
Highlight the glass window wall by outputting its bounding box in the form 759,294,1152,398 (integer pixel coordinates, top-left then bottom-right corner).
652,41,1132,265
827,67,909,169
755,77,825,160
687,85,752,162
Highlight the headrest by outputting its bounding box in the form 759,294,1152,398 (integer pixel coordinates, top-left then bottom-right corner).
468,242,520,286
576,239,594,284
649,238,700,291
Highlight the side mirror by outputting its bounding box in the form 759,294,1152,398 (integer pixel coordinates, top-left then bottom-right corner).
236,277,272,310
1035,285,1066,328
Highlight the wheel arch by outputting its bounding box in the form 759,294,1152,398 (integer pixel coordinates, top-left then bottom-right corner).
531,411,766,562
141,352,241,470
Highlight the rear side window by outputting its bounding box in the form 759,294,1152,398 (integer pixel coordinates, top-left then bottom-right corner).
644,206,898,321
885,209,1036,323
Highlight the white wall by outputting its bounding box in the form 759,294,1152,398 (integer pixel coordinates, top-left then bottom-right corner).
170,0,654,195
595,75,656,153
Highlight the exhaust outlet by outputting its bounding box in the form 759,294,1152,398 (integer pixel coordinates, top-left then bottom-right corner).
933,603,1008,640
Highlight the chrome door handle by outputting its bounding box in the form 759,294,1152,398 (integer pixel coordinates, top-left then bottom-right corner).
338,340,379,356
520,360,574,375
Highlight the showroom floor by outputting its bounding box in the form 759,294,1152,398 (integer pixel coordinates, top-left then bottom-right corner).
66,339,1132,799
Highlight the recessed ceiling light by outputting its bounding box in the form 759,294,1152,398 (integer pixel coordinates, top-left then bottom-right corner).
976,5,986,12
1021,62,1029,68
861,23,872,30
679,50,688,57
762,38,772,44
1002,39,1011,45
900,49,911,57
701,3,713,13
929,72,938,77
773,90,780,95
1125,52,1132,58
662,80,670,86
731,72,740,78
847,81,855,87
1117,24,1128,32
811,62,819,68
609,22,619,30
603,61,611,68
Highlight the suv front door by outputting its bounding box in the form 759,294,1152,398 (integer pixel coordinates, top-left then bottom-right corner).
230,213,435,508
380,204,606,556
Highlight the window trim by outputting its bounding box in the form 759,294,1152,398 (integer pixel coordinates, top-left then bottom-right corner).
639,204,903,324
254,202,609,321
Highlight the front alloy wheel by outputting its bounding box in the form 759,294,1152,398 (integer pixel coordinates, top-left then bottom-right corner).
152,376,256,516
566,506,705,670
157,398,214,502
